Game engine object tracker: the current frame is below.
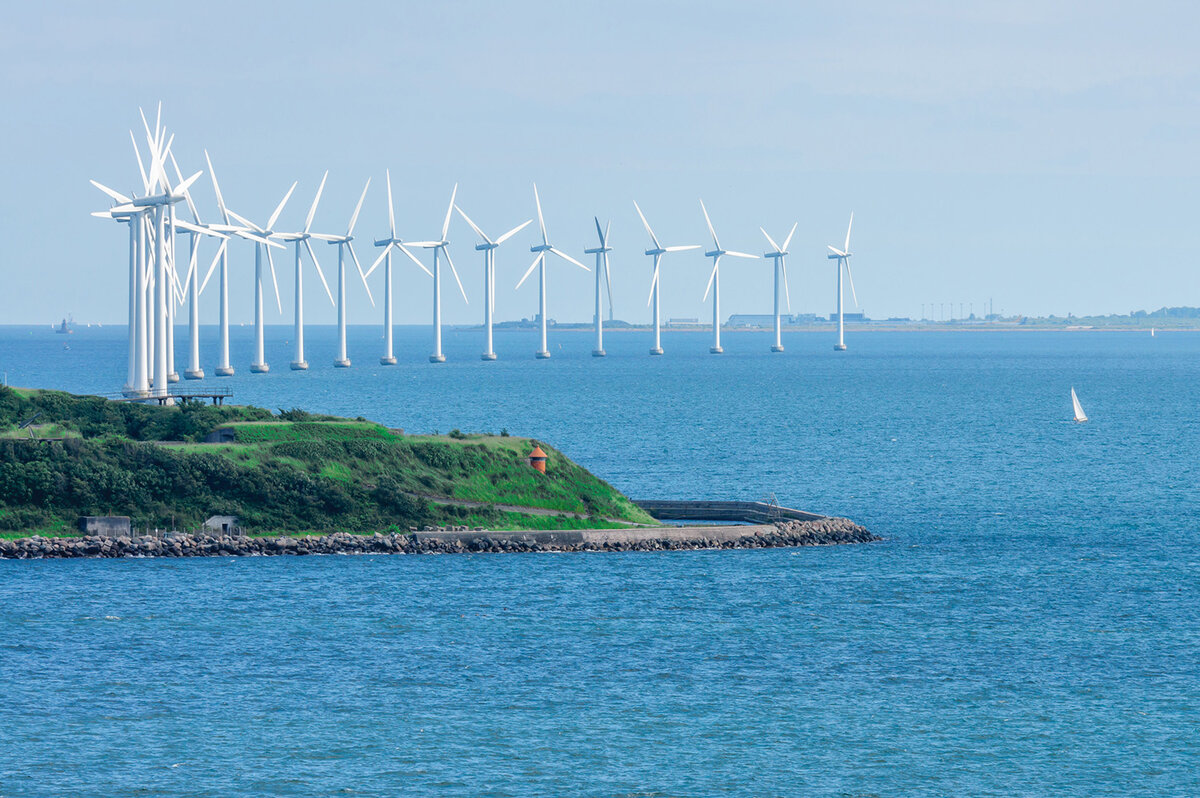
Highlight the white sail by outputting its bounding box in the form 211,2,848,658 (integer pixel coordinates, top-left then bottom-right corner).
1071,387,1087,423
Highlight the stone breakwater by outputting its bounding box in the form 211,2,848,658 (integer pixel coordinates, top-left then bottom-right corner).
0,518,877,559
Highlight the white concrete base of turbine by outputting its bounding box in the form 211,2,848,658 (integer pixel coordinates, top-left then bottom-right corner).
649,347,664,356
481,352,497,361
290,361,308,371
379,356,397,366
215,366,235,377
429,354,446,363
184,369,205,380
709,346,723,354
167,372,180,383
834,343,847,351
592,349,606,357
250,363,269,373
535,350,551,359
334,359,351,368
771,345,785,353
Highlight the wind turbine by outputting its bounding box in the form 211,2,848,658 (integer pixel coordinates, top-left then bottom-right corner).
367,169,431,365
455,204,531,360
584,218,614,357
700,200,758,354
315,179,375,368
514,185,588,359
633,201,699,355
827,212,857,351
228,183,298,372
271,172,334,371
761,222,798,352
202,150,284,376
407,185,469,363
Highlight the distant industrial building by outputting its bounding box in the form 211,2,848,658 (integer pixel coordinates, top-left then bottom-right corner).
829,312,868,322
727,314,822,327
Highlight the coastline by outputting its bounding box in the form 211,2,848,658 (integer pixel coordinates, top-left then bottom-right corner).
0,518,877,559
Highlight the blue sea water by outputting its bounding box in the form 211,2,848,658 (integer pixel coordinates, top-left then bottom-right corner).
1,324,1198,796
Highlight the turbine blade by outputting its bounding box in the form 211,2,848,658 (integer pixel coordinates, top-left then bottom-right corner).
702,258,719,302
664,245,700,252
781,221,798,252
386,169,396,238
782,261,792,312
305,238,334,305
348,241,375,307
760,226,781,252
550,247,589,270
267,181,298,231
441,183,458,241
265,245,283,314
90,180,131,205
169,151,201,223
844,212,854,253
444,246,468,304
205,150,231,224
725,250,758,259
199,239,226,295
594,216,605,245
304,171,328,233
366,245,389,278
516,252,543,289
633,200,660,249
604,219,611,245
496,219,532,244
455,204,489,242
646,262,659,307
398,244,433,277
347,178,370,236
845,260,858,307
228,209,264,234
603,252,614,313
827,245,845,256
533,184,547,244
174,170,202,197
130,130,149,194
699,199,719,249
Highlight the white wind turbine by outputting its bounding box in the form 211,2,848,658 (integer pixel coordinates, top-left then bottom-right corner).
700,200,758,354
584,217,614,357
367,169,432,365
202,150,285,376
271,172,335,371
407,185,469,363
761,222,798,352
515,185,589,359
633,201,699,355
228,183,298,372
827,212,857,351
314,179,375,368
454,204,531,360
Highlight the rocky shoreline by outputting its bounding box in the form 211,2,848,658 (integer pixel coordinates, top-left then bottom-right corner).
0,518,877,559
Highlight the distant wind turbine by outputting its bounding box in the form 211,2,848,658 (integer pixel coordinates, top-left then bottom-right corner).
229,183,298,372
407,185,469,363
761,222,798,352
314,179,374,368
516,185,589,359
584,218,614,357
700,200,757,354
273,172,335,371
633,201,699,355
827,212,857,351
368,170,432,365
455,204,531,360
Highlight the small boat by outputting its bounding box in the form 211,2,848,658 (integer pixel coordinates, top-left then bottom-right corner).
55,315,74,334
1071,387,1088,423
1151,328,1156,337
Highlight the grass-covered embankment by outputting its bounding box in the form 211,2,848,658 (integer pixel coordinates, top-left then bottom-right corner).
0,387,655,536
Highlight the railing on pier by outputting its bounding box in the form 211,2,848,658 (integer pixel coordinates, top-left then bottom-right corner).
632,499,825,524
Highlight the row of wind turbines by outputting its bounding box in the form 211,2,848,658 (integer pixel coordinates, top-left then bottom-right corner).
91,108,861,398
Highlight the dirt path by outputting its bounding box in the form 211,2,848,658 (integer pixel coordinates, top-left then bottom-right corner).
405,492,660,528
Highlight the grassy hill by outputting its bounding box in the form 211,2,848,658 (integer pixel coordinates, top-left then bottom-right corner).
0,387,655,536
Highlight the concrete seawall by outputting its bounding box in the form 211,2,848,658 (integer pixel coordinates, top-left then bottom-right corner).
0,518,878,559
633,500,826,524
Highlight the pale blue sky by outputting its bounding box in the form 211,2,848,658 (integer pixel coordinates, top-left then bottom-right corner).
3,1,1199,325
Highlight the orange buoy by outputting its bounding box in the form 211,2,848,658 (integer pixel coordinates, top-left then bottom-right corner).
528,444,547,474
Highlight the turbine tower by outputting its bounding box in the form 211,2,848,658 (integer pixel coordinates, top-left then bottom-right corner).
516,185,589,359
407,185,468,363
455,204,531,360
827,212,857,351
315,179,374,368
368,170,432,365
229,184,297,372
700,200,757,354
273,172,335,371
633,201,699,355
584,218,614,357
761,222,798,352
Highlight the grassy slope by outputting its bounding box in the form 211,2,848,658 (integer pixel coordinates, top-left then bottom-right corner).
0,388,655,536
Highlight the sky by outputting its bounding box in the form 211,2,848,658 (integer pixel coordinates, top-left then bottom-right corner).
2,0,1199,326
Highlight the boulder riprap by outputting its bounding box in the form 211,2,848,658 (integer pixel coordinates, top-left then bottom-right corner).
0,518,877,559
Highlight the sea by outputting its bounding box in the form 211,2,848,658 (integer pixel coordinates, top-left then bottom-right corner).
1,324,1197,797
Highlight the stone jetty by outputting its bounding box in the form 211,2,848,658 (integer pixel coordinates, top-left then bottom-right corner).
0,518,877,559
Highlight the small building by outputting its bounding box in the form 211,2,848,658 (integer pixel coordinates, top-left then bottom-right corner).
528,445,547,474
204,515,242,536
77,516,131,537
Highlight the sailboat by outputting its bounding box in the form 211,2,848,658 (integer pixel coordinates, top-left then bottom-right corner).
1071,387,1088,423
1151,328,1156,337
